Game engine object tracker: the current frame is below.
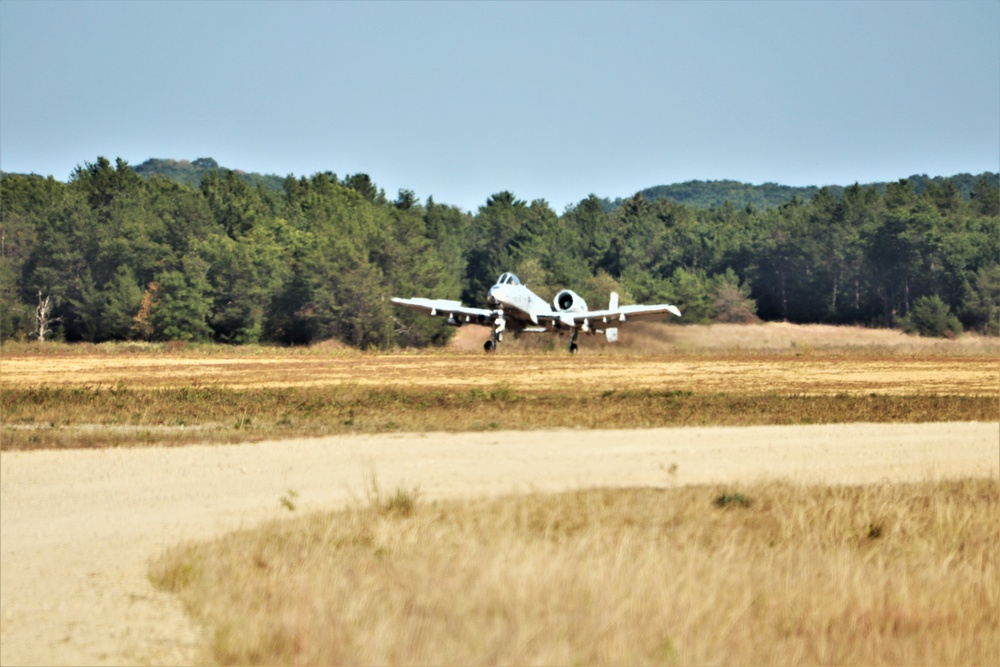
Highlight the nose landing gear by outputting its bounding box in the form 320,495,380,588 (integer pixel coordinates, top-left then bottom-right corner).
485,310,505,352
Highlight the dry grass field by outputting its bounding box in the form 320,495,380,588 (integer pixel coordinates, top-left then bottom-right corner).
1,322,997,666
2,323,997,450
151,478,999,666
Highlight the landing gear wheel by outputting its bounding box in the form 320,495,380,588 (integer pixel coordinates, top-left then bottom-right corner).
569,342,579,354
484,340,496,353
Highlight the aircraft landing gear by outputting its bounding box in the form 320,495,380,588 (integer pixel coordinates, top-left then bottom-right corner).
484,332,502,352
568,330,579,354
485,310,505,353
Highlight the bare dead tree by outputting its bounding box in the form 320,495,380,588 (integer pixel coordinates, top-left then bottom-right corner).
33,291,60,343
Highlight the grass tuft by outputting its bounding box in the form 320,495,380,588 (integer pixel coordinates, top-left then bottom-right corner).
361,469,420,518
866,521,884,540
279,489,298,512
713,492,753,509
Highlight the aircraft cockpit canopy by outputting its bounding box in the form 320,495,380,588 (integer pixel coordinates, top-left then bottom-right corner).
496,272,522,286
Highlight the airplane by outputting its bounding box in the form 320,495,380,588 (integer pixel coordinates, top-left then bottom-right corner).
392,271,682,353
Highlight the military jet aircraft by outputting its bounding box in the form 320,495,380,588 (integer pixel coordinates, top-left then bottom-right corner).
392,272,682,353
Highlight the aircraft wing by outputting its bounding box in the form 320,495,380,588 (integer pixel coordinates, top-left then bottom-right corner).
563,304,682,330
391,297,494,325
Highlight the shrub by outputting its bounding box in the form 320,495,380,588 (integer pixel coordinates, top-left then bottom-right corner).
712,269,759,324
900,295,963,338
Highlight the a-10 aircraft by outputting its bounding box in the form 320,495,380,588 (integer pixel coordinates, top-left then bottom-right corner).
392,272,682,353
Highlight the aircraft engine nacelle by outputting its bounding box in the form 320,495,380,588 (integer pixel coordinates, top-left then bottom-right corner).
553,289,588,314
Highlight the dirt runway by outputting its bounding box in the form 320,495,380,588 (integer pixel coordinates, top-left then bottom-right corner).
1,422,997,666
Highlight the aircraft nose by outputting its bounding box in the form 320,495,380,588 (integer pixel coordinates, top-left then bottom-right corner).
487,286,500,306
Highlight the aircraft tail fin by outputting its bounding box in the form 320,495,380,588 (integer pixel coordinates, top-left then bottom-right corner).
606,292,619,342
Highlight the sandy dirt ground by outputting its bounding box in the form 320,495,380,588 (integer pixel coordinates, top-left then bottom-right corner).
2,354,996,395
1,422,997,666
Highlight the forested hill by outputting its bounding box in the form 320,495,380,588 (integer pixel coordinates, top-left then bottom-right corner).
95,158,1000,212
602,173,997,210
132,158,287,192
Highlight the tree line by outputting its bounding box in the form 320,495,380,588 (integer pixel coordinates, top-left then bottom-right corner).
1,157,997,347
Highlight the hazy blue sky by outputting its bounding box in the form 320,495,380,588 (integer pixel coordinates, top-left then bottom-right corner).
2,0,998,211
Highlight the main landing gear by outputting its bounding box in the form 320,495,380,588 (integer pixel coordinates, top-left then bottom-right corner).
482,316,582,354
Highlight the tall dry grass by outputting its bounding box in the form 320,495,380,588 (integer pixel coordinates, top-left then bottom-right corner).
151,478,999,666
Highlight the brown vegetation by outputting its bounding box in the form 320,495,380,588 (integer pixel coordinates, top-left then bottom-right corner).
151,478,1000,666
2,385,994,451
2,325,995,450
